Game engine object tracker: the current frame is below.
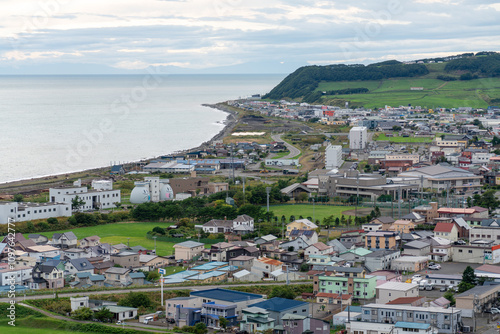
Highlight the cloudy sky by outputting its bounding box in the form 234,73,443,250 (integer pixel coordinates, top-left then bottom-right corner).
1,0,499,74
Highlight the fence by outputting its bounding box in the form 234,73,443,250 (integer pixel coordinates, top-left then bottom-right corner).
145,234,224,244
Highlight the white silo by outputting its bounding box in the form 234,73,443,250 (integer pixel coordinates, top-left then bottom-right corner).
130,182,151,204
160,180,174,201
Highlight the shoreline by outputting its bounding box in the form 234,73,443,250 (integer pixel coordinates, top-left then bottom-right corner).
0,102,240,194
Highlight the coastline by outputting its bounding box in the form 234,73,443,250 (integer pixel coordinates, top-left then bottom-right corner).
0,102,240,194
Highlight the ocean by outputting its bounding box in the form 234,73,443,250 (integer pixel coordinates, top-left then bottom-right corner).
0,74,285,184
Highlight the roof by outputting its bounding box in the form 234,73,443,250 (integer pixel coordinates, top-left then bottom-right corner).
281,183,312,194
394,322,430,330
456,284,500,298
243,306,269,315
386,297,424,305
403,240,430,250
374,216,395,224
67,258,94,271
438,208,476,214
129,272,145,279
256,257,283,266
105,267,131,275
230,255,255,261
425,274,461,280
190,288,262,302
249,297,309,313
92,305,137,313
309,242,332,251
377,282,418,291
53,231,77,241
174,240,205,248
89,274,105,281
434,222,455,233
475,264,500,274
257,235,277,242
290,219,318,229
341,248,372,256
82,235,100,241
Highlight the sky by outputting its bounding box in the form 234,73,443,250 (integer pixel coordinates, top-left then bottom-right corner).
1,0,500,74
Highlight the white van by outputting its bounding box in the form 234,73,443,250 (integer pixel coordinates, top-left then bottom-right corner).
143,316,154,324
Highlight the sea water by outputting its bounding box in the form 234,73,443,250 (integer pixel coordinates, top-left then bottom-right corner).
0,74,284,183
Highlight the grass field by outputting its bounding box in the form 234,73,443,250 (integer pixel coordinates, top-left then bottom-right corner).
269,204,355,222
315,76,500,108
373,133,434,143
38,222,174,256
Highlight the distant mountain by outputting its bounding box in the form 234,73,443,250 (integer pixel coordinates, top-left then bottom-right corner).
263,52,500,104
0,61,293,75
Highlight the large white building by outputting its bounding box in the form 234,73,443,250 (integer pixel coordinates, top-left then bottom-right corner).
49,179,121,211
325,144,343,169
349,126,368,150
0,201,71,224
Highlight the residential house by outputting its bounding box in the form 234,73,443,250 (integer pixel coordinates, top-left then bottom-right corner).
371,216,396,229
428,244,452,262
364,250,401,272
412,202,439,223
282,314,330,334
386,297,426,307
88,243,112,261
304,242,333,258
26,245,60,261
52,232,78,249
286,219,318,237
110,251,140,269
201,215,254,235
315,267,377,300
63,248,89,260
0,266,32,286
398,213,425,225
202,242,233,262
189,288,265,314
174,241,205,261
254,235,277,245
239,307,275,333
201,302,238,328
433,223,459,242
104,267,132,287
79,236,101,248
452,243,500,264
279,235,311,252
339,248,373,262
29,261,64,289
248,297,310,325
339,230,366,246
288,229,318,244
229,256,255,271
375,282,419,304
316,292,352,306
252,257,283,280
73,272,105,288
65,258,95,276
139,254,168,271
27,234,49,245
91,305,137,321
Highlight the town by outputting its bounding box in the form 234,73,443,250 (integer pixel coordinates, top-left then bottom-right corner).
3,99,500,334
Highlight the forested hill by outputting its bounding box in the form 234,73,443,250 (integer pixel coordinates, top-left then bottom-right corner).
263,52,500,103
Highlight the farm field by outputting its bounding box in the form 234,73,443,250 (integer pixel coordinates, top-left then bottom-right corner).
315,77,500,109
373,133,434,143
38,222,174,256
269,204,355,222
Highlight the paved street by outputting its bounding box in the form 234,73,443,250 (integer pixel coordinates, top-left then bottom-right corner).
271,133,301,159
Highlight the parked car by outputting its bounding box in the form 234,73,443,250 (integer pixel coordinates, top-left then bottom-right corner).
412,274,422,280
492,308,500,314
440,286,447,292
454,240,466,245
429,264,441,270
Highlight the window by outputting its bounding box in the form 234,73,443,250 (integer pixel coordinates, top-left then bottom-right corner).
468,250,473,254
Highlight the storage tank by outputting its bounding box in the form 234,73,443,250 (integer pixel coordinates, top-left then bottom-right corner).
159,180,174,201
130,182,151,204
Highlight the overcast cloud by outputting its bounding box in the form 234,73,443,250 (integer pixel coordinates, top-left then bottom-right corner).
1,0,499,73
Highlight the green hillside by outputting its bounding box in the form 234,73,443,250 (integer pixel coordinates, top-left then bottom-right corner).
263,52,500,108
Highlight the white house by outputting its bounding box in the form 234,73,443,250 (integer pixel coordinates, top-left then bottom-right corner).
0,266,32,286
375,282,419,304
304,242,334,258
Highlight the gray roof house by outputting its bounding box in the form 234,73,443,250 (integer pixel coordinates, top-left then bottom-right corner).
52,232,77,249
65,258,95,275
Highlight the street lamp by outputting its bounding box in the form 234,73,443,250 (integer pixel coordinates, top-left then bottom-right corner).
153,236,157,255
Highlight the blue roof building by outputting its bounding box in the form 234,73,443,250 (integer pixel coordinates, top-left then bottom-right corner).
189,288,264,314
248,297,310,325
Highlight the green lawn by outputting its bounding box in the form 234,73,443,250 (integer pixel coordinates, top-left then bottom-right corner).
373,133,434,143
37,222,174,256
269,204,355,222
0,326,87,334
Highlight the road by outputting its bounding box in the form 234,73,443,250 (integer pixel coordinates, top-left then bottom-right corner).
19,302,162,333
271,133,301,159
0,281,307,303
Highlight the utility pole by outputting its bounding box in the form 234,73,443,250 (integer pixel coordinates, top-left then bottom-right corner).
312,197,315,224
446,181,450,207
398,186,402,219
355,172,360,219
153,236,157,255
159,268,166,311
242,177,245,205
420,175,424,203
266,187,271,215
